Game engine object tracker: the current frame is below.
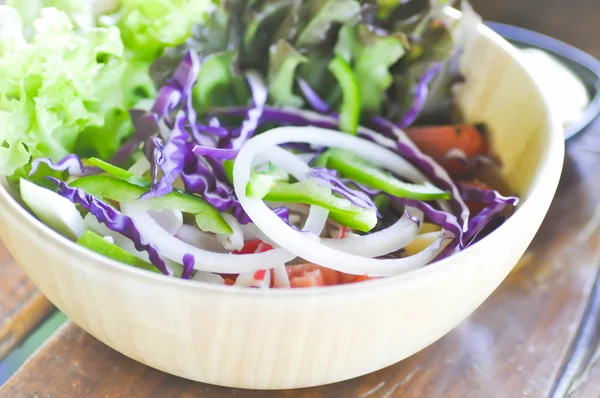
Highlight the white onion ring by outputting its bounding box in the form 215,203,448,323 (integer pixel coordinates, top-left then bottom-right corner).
216,213,244,251
191,271,225,285
233,127,453,277
149,209,183,235
273,265,291,288
175,224,229,253
83,214,182,275
321,209,423,257
121,202,326,273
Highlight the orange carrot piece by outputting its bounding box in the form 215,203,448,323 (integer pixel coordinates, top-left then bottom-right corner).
406,124,487,177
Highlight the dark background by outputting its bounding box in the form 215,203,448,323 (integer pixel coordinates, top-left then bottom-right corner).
471,0,600,58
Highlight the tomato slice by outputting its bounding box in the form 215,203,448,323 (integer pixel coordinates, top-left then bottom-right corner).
290,269,325,288
233,240,274,254
287,263,341,286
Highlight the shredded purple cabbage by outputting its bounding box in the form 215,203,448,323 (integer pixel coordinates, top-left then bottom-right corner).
391,197,463,240
297,78,330,114
30,155,99,177
459,183,519,244
47,178,170,275
306,168,380,215
397,63,442,128
143,112,190,199
192,72,268,160
182,253,195,279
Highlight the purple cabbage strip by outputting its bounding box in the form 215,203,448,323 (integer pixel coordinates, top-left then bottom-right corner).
458,183,519,245
143,112,190,199
171,51,202,94
151,85,182,127
272,206,290,223
182,253,195,279
297,78,330,114
47,178,170,275
30,154,99,177
306,168,380,216
192,72,268,160
182,150,233,211
341,179,382,196
404,209,421,228
397,63,442,128
391,197,463,240
195,124,230,138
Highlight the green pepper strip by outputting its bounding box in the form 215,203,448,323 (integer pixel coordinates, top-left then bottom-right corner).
248,178,377,232
328,55,360,135
319,148,450,201
77,230,164,274
71,175,232,235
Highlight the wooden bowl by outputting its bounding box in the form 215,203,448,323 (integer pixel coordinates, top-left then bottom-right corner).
0,9,564,390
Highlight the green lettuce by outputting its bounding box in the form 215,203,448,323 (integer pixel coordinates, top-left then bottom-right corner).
116,0,215,61
0,6,126,176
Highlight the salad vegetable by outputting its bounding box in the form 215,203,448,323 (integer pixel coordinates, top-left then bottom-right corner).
1,0,518,288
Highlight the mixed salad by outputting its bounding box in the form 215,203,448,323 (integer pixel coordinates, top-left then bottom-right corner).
0,0,519,288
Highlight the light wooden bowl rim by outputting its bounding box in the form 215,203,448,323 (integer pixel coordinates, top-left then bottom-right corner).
0,8,564,299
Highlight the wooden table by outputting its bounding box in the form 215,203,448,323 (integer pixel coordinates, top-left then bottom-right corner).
2,0,600,397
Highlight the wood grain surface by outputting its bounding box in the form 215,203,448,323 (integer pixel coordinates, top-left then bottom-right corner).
0,245,54,361
3,0,600,397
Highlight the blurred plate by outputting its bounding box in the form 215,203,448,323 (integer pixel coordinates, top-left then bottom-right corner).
486,22,600,140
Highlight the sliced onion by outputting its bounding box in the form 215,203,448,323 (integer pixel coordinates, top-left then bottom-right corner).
239,223,275,244
175,224,229,252
233,127,454,276
149,209,183,235
121,202,325,273
273,265,290,288
321,208,422,257
191,271,225,285
122,203,292,272
216,213,244,251
83,214,182,275
128,156,151,175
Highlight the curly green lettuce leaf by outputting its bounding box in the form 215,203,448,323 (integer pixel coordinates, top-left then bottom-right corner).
116,0,215,61
0,6,128,177
268,40,307,107
7,0,95,37
353,26,406,114
295,0,361,48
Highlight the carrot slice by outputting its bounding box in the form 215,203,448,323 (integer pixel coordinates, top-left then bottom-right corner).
406,124,487,177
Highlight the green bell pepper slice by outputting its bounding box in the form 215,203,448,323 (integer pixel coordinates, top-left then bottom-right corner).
328,55,360,135
70,175,232,235
248,178,377,232
77,230,163,274
318,148,450,201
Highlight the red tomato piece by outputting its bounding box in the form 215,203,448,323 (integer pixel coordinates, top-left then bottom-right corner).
287,263,341,286
290,269,325,288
